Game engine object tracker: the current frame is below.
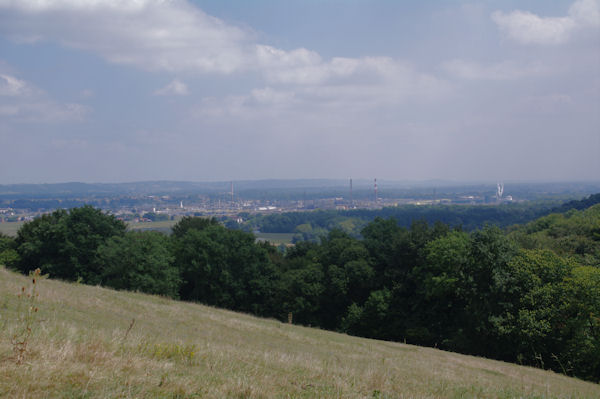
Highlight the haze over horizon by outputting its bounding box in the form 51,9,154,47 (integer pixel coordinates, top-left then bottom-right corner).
1,0,599,184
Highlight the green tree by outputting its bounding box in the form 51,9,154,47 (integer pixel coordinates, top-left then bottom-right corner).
361,217,409,286
171,216,220,239
172,224,278,315
0,232,19,267
97,231,180,298
454,226,518,356
313,230,373,329
500,250,599,381
342,289,391,339
408,230,471,347
510,204,600,267
13,206,126,283
563,266,600,381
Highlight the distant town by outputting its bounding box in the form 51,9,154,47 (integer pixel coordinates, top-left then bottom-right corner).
0,179,538,225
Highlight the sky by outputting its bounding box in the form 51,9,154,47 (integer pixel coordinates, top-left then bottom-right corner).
0,0,598,184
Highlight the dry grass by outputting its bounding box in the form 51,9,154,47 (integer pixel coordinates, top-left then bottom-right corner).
0,266,598,398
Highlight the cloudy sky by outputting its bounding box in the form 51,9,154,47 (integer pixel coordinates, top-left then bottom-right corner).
0,0,598,184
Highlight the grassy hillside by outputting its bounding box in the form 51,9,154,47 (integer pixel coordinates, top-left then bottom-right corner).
0,267,598,398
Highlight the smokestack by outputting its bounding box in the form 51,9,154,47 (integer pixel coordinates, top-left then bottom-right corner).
350,178,353,207
374,178,378,203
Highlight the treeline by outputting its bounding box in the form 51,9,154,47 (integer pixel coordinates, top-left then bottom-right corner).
550,192,600,213
239,202,559,240
1,204,599,382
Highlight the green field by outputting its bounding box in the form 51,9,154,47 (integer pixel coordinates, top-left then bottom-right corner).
1,266,598,398
0,222,23,237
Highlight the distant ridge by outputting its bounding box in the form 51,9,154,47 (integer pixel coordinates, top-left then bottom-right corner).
2,180,600,198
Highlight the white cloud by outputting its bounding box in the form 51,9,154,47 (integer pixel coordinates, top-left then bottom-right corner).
0,0,452,116
193,63,450,122
518,93,575,114
568,0,600,28
442,59,549,80
0,73,32,96
0,1,448,95
492,11,575,45
0,71,87,122
154,79,189,96
195,53,450,120
3,99,88,123
255,45,363,85
80,89,94,98
250,87,295,105
0,0,251,73
492,0,600,45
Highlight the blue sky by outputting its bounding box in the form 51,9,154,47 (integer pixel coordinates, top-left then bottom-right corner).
0,0,598,184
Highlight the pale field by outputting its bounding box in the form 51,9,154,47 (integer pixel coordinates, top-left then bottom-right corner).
0,267,598,398
127,220,178,234
254,232,295,245
0,222,24,237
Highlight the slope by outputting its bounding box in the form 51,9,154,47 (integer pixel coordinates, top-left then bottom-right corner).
0,267,598,398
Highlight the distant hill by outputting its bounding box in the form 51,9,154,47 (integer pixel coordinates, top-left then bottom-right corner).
0,266,598,398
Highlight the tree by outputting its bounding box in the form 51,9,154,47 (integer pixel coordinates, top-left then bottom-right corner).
563,266,600,381
171,216,220,239
13,206,126,282
313,230,373,329
172,224,278,315
342,289,391,339
276,262,325,326
408,230,471,347
97,231,180,298
361,217,408,286
0,232,19,267
501,250,599,381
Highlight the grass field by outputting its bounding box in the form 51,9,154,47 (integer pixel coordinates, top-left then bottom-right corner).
127,220,178,234
0,222,24,237
254,232,295,245
0,267,598,398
